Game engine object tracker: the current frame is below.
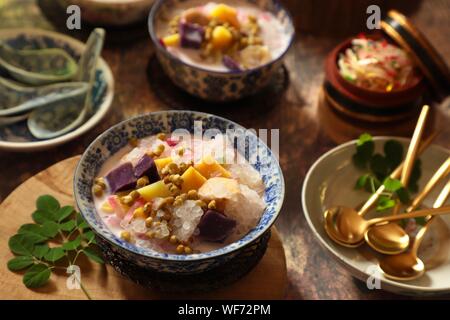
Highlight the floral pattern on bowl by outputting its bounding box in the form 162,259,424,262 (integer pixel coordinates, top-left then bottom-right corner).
148,0,295,102
74,110,285,274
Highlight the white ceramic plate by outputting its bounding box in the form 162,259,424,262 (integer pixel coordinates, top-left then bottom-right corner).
0,28,114,152
302,137,450,296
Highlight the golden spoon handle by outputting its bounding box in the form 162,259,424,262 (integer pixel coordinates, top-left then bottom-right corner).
392,105,429,215
358,130,436,216
407,157,450,212
368,205,450,226
411,179,450,254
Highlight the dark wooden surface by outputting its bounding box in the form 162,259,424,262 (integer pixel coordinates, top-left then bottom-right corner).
0,0,449,299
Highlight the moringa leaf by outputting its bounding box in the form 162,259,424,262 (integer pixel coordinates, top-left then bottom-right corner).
9,234,35,255
62,236,82,251
83,231,96,243
44,247,65,262
33,244,50,259
23,264,51,288
383,177,403,192
56,206,74,222
16,225,48,244
355,174,369,189
36,195,60,214
7,256,34,271
60,220,76,232
41,221,60,238
376,196,396,211
32,210,56,224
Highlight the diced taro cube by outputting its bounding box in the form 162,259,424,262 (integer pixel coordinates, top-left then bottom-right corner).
134,154,160,183
198,210,236,242
179,22,205,49
105,162,137,193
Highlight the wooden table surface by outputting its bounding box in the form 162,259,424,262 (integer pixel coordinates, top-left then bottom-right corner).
0,0,449,299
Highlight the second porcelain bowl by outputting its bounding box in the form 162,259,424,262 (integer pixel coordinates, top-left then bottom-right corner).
148,0,295,102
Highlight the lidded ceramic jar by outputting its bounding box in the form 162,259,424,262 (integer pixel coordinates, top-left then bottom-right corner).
323,10,450,124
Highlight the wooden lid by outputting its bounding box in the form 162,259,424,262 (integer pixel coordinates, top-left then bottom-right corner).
381,10,450,100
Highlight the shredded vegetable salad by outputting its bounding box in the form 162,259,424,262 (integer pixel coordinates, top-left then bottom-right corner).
338,36,417,92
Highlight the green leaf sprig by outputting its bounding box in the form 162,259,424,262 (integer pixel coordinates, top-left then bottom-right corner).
7,195,104,298
352,133,422,212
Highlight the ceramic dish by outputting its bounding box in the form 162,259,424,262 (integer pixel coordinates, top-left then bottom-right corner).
74,110,285,275
0,29,114,152
59,0,155,26
302,137,450,296
148,0,295,102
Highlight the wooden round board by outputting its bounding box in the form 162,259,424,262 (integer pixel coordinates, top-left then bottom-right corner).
0,156,287,300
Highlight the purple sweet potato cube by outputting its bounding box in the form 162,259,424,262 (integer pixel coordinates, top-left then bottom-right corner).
105,162,137,193
179,22,204,49
198,210,237,242
223,55,241,71
134,154,160,183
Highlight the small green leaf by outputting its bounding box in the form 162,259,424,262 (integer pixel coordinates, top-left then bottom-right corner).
60,220,76,232
33,244,50,259
83,231,96,243
355,174,369,189
396,187,410,204
77,221,89,230
23,264,51,288
82,248,104,264
8,234,35,255
62,236,82,251
16,225,48,244
32,210,55,224
383,177,403,192
357,133,373,146
376,196,396,211
370,154,389,180
56,206,74,222
44,247,65,262
36,195,60,214
41,221,60,238
384,140,403,170
7,256,34,271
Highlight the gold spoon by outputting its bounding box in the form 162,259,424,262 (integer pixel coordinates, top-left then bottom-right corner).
379,179,450,281
324,131,436,248
328,205,450,245
364,105,429,254
365,157,450,254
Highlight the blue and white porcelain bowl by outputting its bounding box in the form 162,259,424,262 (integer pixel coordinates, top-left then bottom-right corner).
148,0,295,102
74,110,285,274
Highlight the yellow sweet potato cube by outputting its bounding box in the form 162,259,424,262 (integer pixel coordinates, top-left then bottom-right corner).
194,156,231,179
211,26,233,50
162,34,180,47
154,157,173,172
181,167,207,193
209,4,240,27
138,180,171,201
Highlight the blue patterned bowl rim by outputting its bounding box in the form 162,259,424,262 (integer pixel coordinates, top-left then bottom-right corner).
148,0,295,75
74,110,285,261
